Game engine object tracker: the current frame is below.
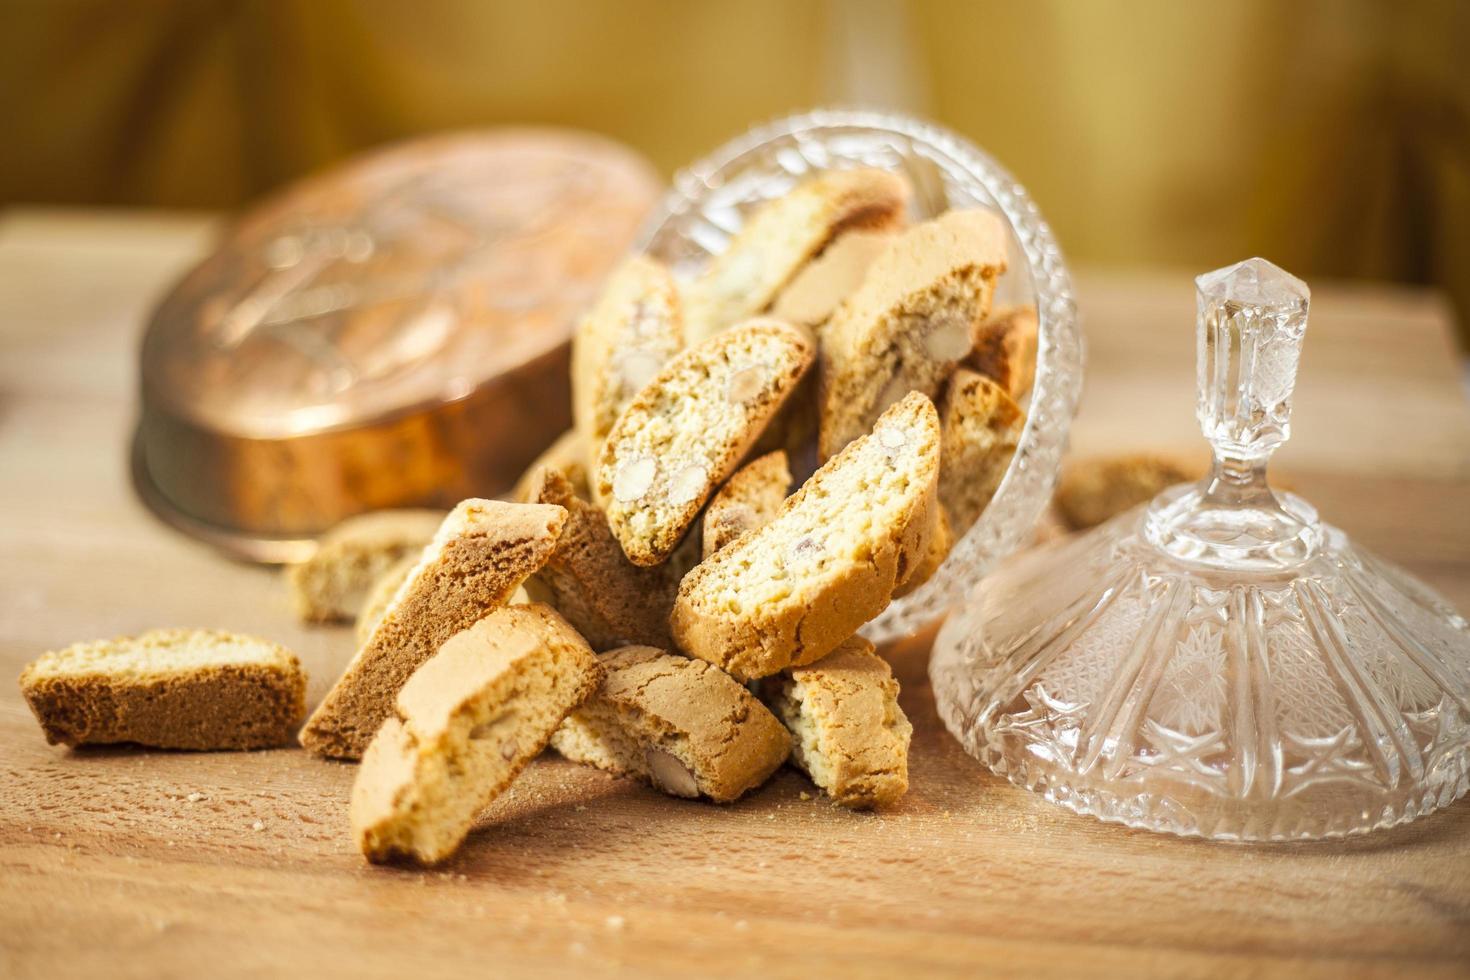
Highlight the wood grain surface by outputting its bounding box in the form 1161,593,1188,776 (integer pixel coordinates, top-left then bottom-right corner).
1,210,1468,980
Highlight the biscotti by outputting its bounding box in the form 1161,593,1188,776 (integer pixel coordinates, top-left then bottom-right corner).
286,509,446,623
771,228,896,328
551,646,790,802
512,429,591,504
701,450,791,558
596,319,814,566
759,636,912,809
19,629,306,750
357,556,529,646
683,168,910,343
300,499,567,759
521,466,677,650
966,303,1038,401
892,504,951,599
818,208,1008,460
350,605,601,865
571,255,684,466
1054,452,1207,531
671,392,941,681
938,369,1025,533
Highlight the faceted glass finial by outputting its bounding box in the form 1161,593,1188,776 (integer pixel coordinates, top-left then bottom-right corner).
1194,257,1309,459
929,259,1470,841
1145,258,1320,570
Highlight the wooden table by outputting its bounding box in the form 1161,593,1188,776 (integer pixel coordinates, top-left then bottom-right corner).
2,210,1468,979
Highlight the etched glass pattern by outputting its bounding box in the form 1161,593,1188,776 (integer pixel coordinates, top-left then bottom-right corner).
636,109,1083,643
930,258,1470,840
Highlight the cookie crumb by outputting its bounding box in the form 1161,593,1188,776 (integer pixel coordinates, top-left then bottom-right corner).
251,820,265,832
605,915,626,931
186,792,206,803
799,791,812,801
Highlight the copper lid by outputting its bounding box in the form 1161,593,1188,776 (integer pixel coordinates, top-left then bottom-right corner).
134,129,661,562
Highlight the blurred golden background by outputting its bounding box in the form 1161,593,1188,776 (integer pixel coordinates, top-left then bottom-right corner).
2,0,1467,345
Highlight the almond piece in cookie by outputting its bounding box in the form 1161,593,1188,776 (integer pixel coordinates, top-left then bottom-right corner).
551,646,790,802
300,499,567,760
758,636,912,809
939,369,1025,534
671,392,940,681
286,509,446,623
683,169,910,343
19,629,306,750
571,256,684,464
351,604,601,865
965,303,1038,401
512,429,592,504
771,228,897,328
521,466,678,651
701,450,791,559
818,208,1009,460
597,319,814,566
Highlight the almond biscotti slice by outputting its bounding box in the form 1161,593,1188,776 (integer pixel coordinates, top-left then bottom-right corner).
683,169,910,343
512,429,592,504
521,466,677,650
770,228,896,328
350,604,601,865
701,450,791,559
758,636,912,809
286,509,446,623
19,629,306,750
571,256,684,465
597,319,814,566
938,369,1025,533
965,303,1038,401
818,208,1009,460
892,504,952,599
300,499,567,759
671,392,941,681
551,646,790,802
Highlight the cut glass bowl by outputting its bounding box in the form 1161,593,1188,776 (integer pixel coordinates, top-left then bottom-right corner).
931,258,1470,841
637,108,1082,643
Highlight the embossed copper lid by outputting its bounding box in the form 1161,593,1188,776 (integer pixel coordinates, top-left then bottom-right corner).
134,129,660,562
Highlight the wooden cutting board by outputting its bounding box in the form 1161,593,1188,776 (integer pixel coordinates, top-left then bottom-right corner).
1,211,1468,979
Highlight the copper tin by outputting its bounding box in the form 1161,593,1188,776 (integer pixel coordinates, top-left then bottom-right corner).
134,129,660,562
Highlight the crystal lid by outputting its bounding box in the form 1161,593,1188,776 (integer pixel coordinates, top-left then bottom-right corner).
931,258,1470,841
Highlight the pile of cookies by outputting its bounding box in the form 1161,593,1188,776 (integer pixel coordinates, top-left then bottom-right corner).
18,167,1039,867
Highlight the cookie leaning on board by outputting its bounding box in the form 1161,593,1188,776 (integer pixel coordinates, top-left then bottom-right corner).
757,636,913,810
301,499,567,760
357,555,531,647
351,604,602,865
